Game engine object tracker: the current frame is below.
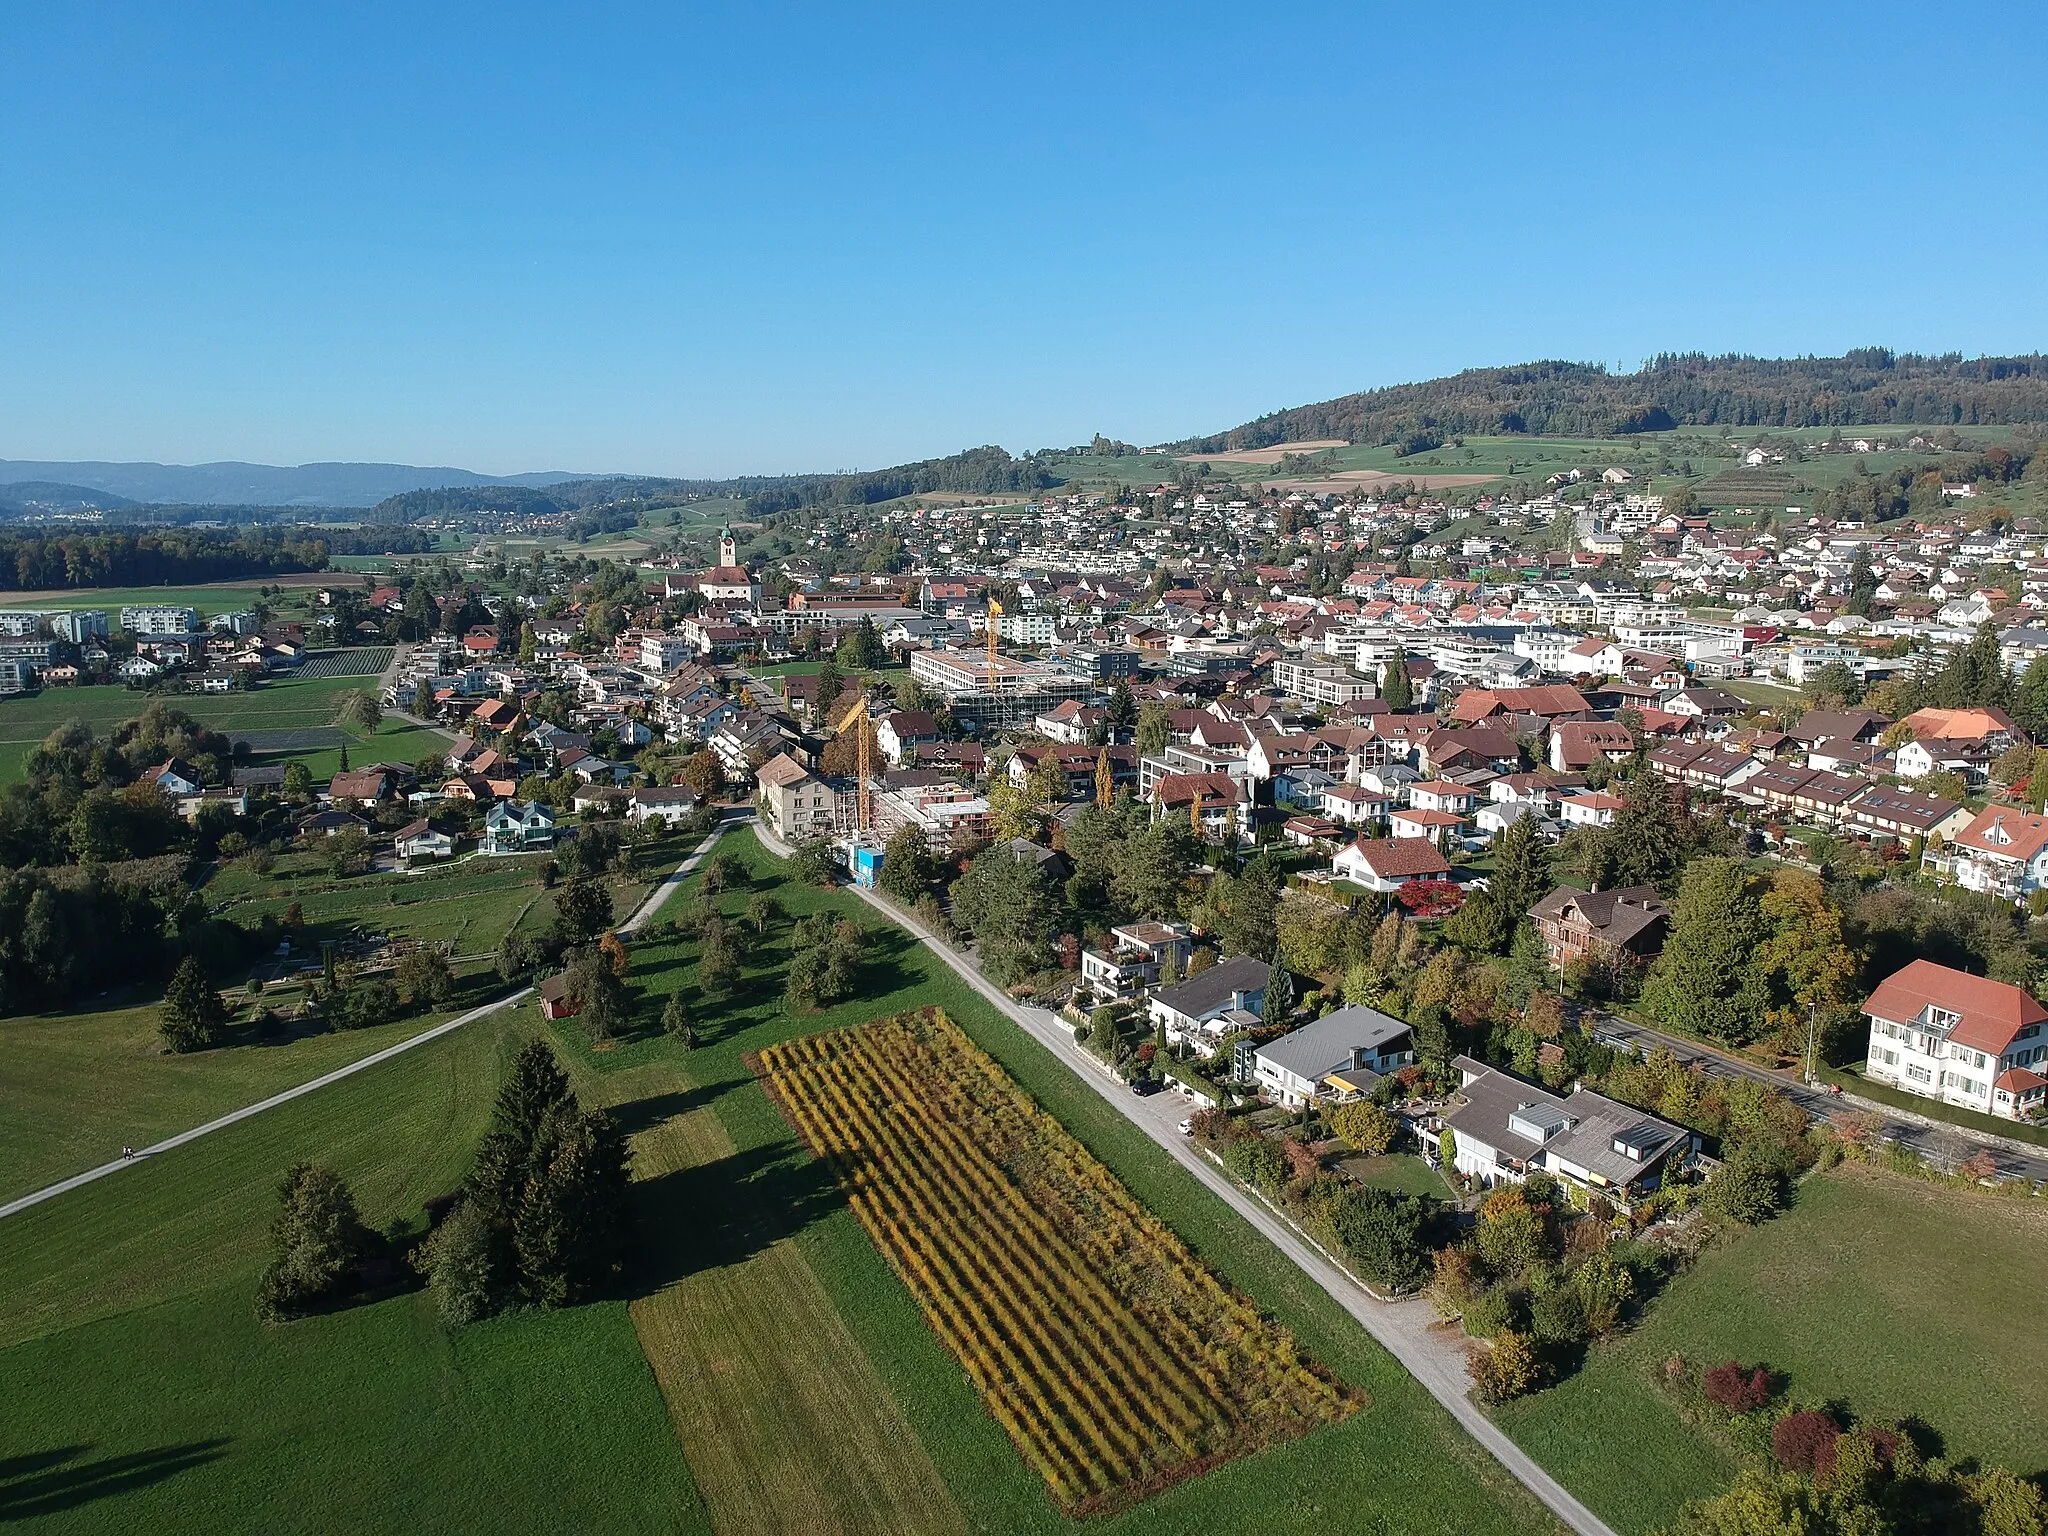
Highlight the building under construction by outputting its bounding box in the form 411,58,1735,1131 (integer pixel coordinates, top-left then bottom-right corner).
907,648,1094,731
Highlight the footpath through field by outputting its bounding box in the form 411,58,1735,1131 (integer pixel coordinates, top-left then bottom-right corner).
751,818,1615,1536
0,818,737,1223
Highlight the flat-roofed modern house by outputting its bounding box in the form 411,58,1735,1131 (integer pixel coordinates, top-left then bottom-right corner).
1147,955,1270,1057
1444,1056,1693,1211
1862,959,2048,1122
1251,1005,1415,1108
1080,920,1193,1003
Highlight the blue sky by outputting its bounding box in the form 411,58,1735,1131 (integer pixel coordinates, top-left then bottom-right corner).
3,2,2044,477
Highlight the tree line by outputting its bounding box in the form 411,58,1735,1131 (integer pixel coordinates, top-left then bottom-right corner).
0,527,331,590
1175,351,2048,455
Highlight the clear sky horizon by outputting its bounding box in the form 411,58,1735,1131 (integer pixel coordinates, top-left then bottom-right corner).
5,2,2045,479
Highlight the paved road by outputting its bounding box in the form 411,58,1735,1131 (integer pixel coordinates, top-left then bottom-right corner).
0,986,533,1222
0,825,730,1224
1587,1010,2048,1184
749,821,1611,1536
620,814,734,934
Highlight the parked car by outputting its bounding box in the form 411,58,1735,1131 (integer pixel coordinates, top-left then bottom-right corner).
1178,1117,1194,1136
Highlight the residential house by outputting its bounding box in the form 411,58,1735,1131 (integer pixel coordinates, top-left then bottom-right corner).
756,751,840,843
1927,806,2048,901
140,758,203,798
1149,772,1252,839
1080,921,1194,1003
1862,960,2048,1122
1332,835,1452,892
483,799,556,854
394,819,456,862
875,710,942,767
1843,785,1974,844
1390,806,1466,841
328,768,394,805
1251,1005,1415,1108
1529,885,1670,967
627,786,703,827
1445,1057,1693,1210
1549,721,1635,773
1557,791,1624,828
1148,955,1270,1057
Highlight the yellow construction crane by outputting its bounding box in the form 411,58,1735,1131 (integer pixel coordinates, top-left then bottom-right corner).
833,692,874,834
1094,747,1112,810
984,596,1002,689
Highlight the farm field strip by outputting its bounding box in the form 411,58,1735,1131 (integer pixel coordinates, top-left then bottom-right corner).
286,647,394,679
754,1009,1357,1515
618,1074,967,1536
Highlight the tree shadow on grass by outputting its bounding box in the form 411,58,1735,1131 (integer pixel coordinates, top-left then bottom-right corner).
0,1440,230,1521
629,1137,844,1291
609,1079,738,1137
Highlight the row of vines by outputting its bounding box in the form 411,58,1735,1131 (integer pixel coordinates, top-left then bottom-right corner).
753,1008,1358,1513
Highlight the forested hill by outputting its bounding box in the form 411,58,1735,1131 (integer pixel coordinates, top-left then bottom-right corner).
366,445,1061,522
1178,351,2048,453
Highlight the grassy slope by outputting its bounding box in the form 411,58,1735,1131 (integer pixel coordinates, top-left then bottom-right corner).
1492,1164,2048,1534
0,1005,709,1535
0,1004,462,1204
2,847,666,1203
600,830,1558,1536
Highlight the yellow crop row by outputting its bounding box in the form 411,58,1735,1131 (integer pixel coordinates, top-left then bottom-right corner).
756,1009,1359,1513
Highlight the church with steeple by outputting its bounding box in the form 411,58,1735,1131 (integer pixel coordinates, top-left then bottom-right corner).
696,525,760,603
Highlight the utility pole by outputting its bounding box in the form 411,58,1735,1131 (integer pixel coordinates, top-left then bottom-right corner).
1804,1000,1819,1088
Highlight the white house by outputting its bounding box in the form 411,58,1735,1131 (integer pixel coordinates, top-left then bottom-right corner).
1148,955,1270,1057
1927,806,2048,902
1332,835,1451,892
394,819,456,862
1081,921,1192,1002
1251,1005,1414,1108
627,785,703,827
1318,782,1388,828
1557,791,1623,828
1862,960,2048,1122
483,800,556,855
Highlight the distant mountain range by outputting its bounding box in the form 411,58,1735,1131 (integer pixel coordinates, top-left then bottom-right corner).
0,459,588,510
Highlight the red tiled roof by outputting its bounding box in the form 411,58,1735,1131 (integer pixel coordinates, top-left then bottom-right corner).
1347,837,1451,878
1951,807,2048,864
1864,960,2048,1054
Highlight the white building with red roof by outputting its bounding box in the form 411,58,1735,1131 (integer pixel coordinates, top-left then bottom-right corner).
1862,960,2048,1122
1332,835,1452,892
1930,806,2048,902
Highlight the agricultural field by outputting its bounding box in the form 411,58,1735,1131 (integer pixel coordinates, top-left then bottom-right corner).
1,826,1558,1534
0,672,405,782
1492,1164,2048,1535
0,1000,467,1204
0,1004,710,1535
0,576,335,619
756,1010,1358,1514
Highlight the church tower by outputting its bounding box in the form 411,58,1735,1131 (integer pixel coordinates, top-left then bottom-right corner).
718,527,737,568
